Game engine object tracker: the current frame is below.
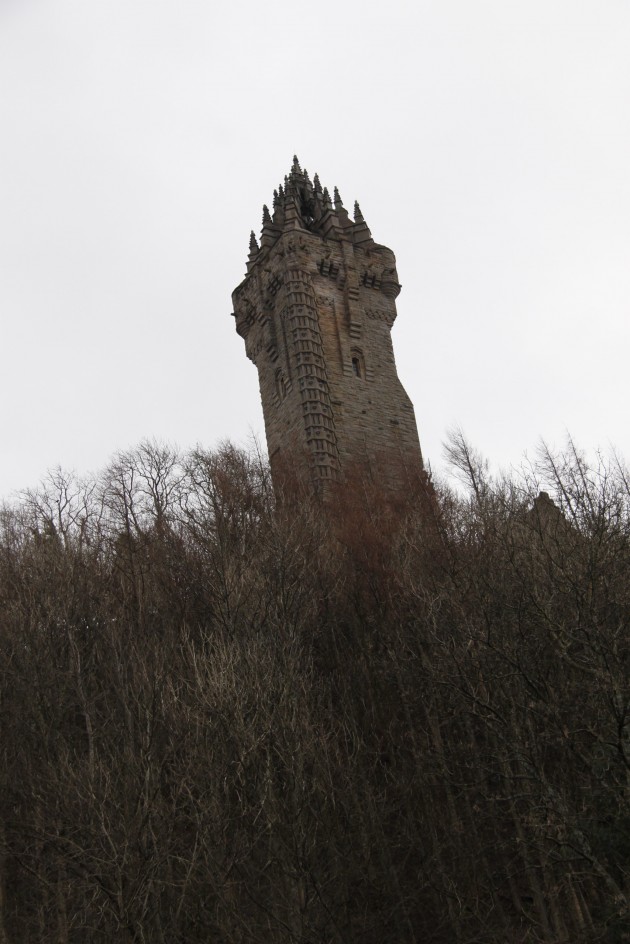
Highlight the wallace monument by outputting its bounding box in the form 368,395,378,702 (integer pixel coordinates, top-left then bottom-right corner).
231,157,425,494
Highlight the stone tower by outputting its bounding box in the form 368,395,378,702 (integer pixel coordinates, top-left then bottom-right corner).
231,157,424,494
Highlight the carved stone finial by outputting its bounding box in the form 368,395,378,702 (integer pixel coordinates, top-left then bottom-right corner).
352,200,374,247
334,186,343,209
313,172,322,193
246,230,260,271
262,204,272,225
292,155,301,175
322,187,333,211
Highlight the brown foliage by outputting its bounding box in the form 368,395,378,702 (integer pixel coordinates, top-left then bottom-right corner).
0,437,628,942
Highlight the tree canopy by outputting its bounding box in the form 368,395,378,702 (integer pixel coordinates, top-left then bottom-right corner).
0,438,628,943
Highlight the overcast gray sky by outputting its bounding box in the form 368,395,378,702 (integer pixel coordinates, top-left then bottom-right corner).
1,0,629,496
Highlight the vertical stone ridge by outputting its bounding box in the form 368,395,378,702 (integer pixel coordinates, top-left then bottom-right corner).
285,268,341,483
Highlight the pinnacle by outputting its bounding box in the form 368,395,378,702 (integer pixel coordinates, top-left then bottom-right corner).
334,186,343,208
322,187,333,211
313,172,322,193
262,204,272,225
292,154,301,174
246,229,260,270
352,199,374,246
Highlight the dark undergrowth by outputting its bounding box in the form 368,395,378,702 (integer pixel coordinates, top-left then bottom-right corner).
0,435,628,943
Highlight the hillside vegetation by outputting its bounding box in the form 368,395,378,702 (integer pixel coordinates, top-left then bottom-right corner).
0,437,628,943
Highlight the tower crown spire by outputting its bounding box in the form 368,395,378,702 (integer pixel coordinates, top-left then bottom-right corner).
244,159,382,261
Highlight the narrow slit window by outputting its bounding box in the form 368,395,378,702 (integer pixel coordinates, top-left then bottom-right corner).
351,351,365,379
276,369,288,400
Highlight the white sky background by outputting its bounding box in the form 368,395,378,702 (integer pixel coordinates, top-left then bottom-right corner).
1,0,629,496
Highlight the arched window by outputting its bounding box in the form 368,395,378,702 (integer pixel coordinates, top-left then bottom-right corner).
351,350,365,379
275,369,288,400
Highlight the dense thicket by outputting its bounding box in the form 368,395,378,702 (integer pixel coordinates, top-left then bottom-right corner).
0,437,628,943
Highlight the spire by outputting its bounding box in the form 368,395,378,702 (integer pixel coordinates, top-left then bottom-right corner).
334,186,352,231
260,202,279,248
246,230,260,272
352,199,374,247
318,186,341,239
